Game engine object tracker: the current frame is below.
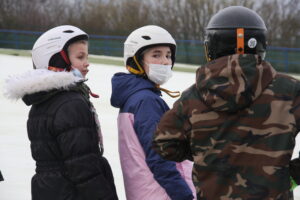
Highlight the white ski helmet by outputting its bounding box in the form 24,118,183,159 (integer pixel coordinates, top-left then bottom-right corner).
32,25,88,70
124,25,176,74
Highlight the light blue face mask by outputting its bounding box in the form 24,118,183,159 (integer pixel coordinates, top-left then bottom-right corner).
71,68,83,78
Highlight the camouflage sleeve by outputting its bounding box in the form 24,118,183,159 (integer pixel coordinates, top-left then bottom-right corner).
153,85,196,162
290,82,300,184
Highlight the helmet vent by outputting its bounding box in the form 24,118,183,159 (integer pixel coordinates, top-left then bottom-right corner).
142,36,151,40
63,30,74,33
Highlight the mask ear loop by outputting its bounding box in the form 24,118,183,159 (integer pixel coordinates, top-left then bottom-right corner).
236,28,245,54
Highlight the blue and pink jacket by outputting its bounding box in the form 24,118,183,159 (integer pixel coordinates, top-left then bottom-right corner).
111,72,196,200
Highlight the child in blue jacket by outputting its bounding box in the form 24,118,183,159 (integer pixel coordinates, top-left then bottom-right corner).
111,25,196,200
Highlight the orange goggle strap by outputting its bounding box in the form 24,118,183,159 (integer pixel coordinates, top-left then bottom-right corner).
236,28,244,54
48,66,71,72
204,42,211,62
126,55,145,75
48,66,65,72
156,85,181,98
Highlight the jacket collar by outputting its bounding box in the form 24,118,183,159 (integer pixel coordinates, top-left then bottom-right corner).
110,72,160,108
4,69,84,100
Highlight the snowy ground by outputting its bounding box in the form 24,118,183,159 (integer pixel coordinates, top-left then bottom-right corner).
0,54,300,200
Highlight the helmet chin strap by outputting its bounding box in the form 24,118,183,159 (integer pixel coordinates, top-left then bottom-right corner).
60,50,72,71
236,28,245,54
126,55,145,75
47,50,72,72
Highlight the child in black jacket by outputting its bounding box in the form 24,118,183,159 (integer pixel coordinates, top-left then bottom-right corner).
5,25,118,200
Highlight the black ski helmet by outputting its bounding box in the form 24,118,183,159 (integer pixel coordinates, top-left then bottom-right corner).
204,6,267,61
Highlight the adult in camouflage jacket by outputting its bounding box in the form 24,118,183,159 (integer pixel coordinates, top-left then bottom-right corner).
153,6,300,200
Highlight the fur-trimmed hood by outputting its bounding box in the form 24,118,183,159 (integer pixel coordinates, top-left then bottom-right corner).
4,69,84,100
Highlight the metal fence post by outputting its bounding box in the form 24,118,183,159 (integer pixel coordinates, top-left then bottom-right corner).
13,31,20,49
284,50,289,73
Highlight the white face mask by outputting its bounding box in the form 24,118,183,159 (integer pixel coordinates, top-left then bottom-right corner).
147,63,173,85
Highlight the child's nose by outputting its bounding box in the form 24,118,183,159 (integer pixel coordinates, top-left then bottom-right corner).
162,57,170,65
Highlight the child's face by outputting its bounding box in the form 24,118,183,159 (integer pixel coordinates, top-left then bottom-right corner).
142,46,172,74
68,41,89,78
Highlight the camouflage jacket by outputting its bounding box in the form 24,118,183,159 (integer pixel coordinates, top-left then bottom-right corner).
153,54,300,200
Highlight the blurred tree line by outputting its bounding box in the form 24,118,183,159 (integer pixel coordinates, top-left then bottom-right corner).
0,0,299,47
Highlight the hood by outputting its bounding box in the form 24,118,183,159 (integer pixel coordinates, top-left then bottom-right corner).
110,72,159,108
196,54,276,113
4,69,84,105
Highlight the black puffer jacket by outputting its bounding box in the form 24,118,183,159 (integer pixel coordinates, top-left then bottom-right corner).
5,69,118,200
